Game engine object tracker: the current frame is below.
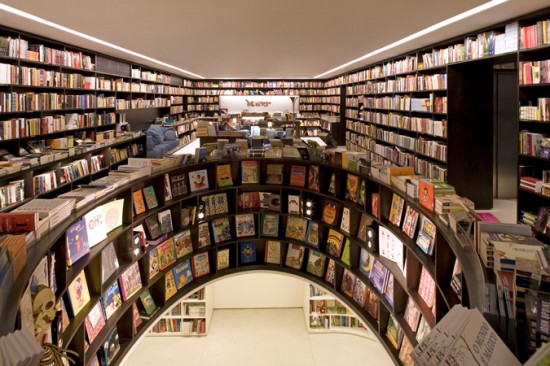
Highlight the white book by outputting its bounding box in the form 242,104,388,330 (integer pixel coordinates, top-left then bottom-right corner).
84,206,107,248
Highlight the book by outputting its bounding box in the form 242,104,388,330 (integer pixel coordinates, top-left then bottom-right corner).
235,213,255,237
307,165,320,191
173,259,194,289
216,164,233,187
239,241,257,264
100,326,120,365
211,217,232,243
192,252,210,278
386,314,404,350
379,226,405,272
173,229,193,258
353,279,367,307
266,163,284,184
188,169,209,192
340,207,351,234
325,258,336,285
66,218,90,266
133,189,146,216
359,248,374,278
67,270,90,317
415,316,431,343
341,268,357,297
371,193,380,219
217,248,230,270
264,240,281,264
261,192,281,211
399,337,414,366
346,174,360,203
118,261,142,301
287,195,301,215
148,247,159,279
101,242,119,284
365,287,378,320
101,199,124,234
131,302,142,336
144,215,162,240
401,206,419,238
389,193,405,227
403,297,421,332
85,301,105,344
306,250,326,277
369,258,389,293
341,238,351,266
142,185,158,210
238,192,261,209
261,214,279,237
170,173,188,197
419,179,435,212
101,281,122,320
285,243,305,269
157,238,177,270
139,288,159,317
163,173,173,201
289,165,307,187
357,213,373,243
157,209,174,234
418,266,436,308
328,172,336,194
321,199,340,226
241,160,259,184
285,216,308,242
164,271,177,300
416,215,436,255
198,222,212,248
305,220,321,248
84,206,107,248
326,228,345,258
358,179,367,206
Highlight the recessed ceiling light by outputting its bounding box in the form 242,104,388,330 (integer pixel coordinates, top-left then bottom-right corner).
314,0,510,79
0,3,205,79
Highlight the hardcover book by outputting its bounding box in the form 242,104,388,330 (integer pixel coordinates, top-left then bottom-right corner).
341,268,357,297
289,165,307,187
101,326,120,366
325,259,336,285
369,258,389,293
305,220,320,248
379,226,405,273
359,248,374,278
188,169,209,192
340,207,351,234
67,270,91,317
287,195,301,215
144,215,162,240
101,281,122,320
139,288,159,316
398,337,415,366
180,205,196,227
261,214,279,237
341,238,351,266
358,179,367,206
307,165,320,191
285,216,308,242
164,271,177,300
419,179,435,212
416,316,430,343
118,262,142,301
238,192,261,209
216,164,233,187
192,252,210,278
148,247,159,279
353,279,368,307
389,193,405,227
326,229,345,258
142,185,158,210
416,215,436,255
266,163,284,184
85,301,105,344
131,302,142,336
173,229,193,258
357,213,373,243
235,213,255,237
261,192,281,211
365,287,378,320
385,314,404,350
241,160,259,184
384,273,395,307
239,241,257,264
163,173,173,202
346,174,360,203
217,248,230,270
371,193,380,219
264,240,281,264
157,238,177,270
84,206,107,248
321,199,340,226
401,206,419,239
418,266,436,308
170,173,188,197
328,173,336,194
173,259,194,290
101,199,124,234
285,243,305,270
211,217,232,243
133,189,146,216
157,209,174,234
306,250,326,278
403,297,421,332
198,222,212,248
66,218,90,266
101,242,119,284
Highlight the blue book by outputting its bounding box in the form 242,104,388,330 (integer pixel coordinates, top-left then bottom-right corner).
172,259,194,290
369,258,389,293
359,248,373,278
101,326,120,365
66,219,90,266
239,242,256,264
101,282,122,320
304,221,320,248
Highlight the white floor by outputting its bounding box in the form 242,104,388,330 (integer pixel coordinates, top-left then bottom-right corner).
477,198,517,223
122,308,394,366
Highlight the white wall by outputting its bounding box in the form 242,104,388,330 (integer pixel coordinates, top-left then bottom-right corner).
213,272,304,309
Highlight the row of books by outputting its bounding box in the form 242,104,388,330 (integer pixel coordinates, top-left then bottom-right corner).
346,73,447,95
519,98,550,122
519,130,548,158
193,81,325,89
299,96,341,104
347,112,447,138
520,18,550,50
519,60,550,85
360,94,447,114
110,79,189,94
0,91,118,112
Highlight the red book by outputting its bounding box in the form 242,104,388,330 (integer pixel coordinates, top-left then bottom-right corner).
418,266,436,308
289,165,306,187
419,179,435,212
84,301,106,344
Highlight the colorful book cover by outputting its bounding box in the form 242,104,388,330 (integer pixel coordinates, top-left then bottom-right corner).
211,217,232,243
217,248,230,270
157,209,173,234
264,240,281,264
353,279,367,307
305,220,320,248
418,266,436,308
285,243,305,270
401,206,419,238
198,222,212,248
306,250,326,277
157,238,177,270
307,165,320,191
133,189,146,216
241,160,259,184
188,169,209,192
101,281,122,320
399,337,415,366
66,218,90,266
192,252,210,278
164,271,177,300
379,226,405,273
142,186,158,210
321,199,340,226
261,214,279,237
346,174,360,203
365,288,378,320
369,258,389,293
371,193,380,219
384,273,395,307
132,302,142,336
139,288,158,316
173,229,193,258
238,192,261,209
84,206,107,248
341,268,356,297
357,213,373,243
416,215,436,255
325,259,336,285
359,248,374,278
358,179,366,206
67,270,91,316
170,173,188,197
416,316,431,343
148,247,159,279
285,216,308,242
403,297,421,332
341,238,351,266
101,242,119,284
239,241,257,264
172,259,194,290
163,173,173,202
118,262,142,301
419,179,435,212
85,301,105,344
235,213,255,237
216,164,233,187
385,314,404,350
287,194,301,215
265,163,284,184
340,207,351,234
289,165,307,187
388,193,405,227
101,326,120,365
263,193,281,211
326,228,344,258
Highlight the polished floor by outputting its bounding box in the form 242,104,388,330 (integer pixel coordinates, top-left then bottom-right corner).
478,198,516,223
122,308,395,366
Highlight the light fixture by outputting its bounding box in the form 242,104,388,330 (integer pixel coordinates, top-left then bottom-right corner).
314,0,510,78
0,3,204,79
197,212,205,220
366,227,377,253
305,209,312,216
306,201,313,208
267,121,273,128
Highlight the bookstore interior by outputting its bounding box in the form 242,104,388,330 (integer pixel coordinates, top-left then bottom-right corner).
5,0,550,365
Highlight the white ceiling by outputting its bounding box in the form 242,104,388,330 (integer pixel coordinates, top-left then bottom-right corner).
0,0,549,80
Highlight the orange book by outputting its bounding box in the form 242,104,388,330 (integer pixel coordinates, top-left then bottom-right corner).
419,179,435,212
133,189,147,216
289,165,306,187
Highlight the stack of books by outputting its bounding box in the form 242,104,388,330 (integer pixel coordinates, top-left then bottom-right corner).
0,328,44,365
520,176,543,193
13,198,74,233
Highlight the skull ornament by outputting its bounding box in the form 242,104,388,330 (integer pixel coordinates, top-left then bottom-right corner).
32,285,56,332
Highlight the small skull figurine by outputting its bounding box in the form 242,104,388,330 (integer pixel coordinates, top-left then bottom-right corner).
32,285,56,333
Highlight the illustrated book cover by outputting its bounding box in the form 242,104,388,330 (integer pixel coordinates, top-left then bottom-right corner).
148,247,159,279
85,301,105,344
173,229,193,258
217,248,230,270
359,247,374,278
170,173,188,197
321,199,340,226
346,174,360,203
67,270,91,317
188,169,209,192
341,268,357,297
239,241,257,264
306,250,326,277
369,258,389,293
401,206,420,239
216,164,233,187
416,215,436,255
101,199,124,234
307,165,320,191
173,259,194,290
198,222,212,248
353,278,367,308
163,173,172,202
118,261,142,301
241,160,259,184
285,216,308,242
144,215,162,240
265,163,284,184
84,206,107,248
211,217,232,243
157,238,177,270
100,326,120,366
66,218,90,266
357,213,373,243
142,185,158,210
388,193,405,227
264,240,281,264
326,228,345,258
379,226,405,273
101,281,122,320
261,214,279,237
101,242,119,284
305,220,320,248
371,193,380,219
235,213,255,238
164,271,177,300
192,252,210,278
157,209,173,234
289,165,307,187
132,189,146,216
325,258,336,285
285,243,305,270
340,207,351,234
139,288,159,317
287,194,301,215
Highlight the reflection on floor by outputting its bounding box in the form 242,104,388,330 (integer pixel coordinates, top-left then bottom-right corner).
477,198,516,223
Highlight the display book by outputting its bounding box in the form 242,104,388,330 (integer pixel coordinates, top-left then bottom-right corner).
147,287,212,336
